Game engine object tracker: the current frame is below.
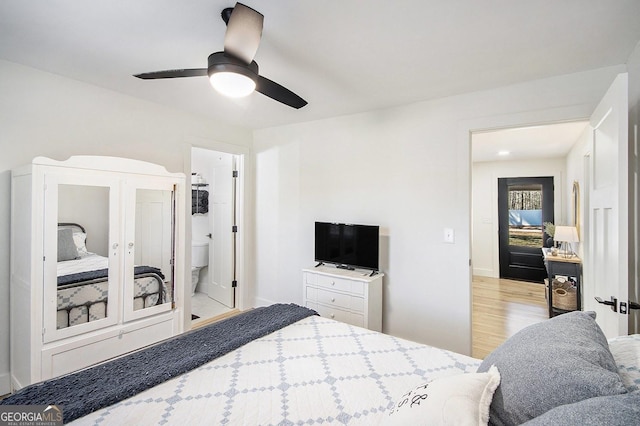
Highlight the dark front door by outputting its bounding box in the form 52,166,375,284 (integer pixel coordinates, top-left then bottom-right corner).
498,177,554,282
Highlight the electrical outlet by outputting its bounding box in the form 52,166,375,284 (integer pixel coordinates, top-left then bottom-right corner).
444,228,455,244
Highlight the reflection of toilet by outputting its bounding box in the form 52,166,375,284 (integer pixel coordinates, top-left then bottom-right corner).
191,241,209,295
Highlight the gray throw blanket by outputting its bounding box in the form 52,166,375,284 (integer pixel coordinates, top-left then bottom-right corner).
1,303,317,423
57,265,164,287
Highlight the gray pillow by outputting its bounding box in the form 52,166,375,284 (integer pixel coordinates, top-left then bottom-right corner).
58,228,79,261
522,391,640,426
477,311,627,425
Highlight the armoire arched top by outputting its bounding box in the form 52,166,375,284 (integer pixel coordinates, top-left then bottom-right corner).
31,155,183,177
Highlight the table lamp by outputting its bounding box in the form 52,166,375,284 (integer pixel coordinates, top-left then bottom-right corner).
554,225,579,258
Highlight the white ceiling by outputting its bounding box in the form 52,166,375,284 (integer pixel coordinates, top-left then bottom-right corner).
1,1,639,131
472,121,589,163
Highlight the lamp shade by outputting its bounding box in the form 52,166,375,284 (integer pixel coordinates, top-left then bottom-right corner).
554,226,579,243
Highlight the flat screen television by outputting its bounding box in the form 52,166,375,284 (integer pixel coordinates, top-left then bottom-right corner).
314,222,379,271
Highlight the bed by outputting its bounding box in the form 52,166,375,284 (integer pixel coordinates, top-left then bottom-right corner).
2,304,639,425
56,223,168,329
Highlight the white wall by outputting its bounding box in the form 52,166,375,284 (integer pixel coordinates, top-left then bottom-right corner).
0,60,252,394
472,158,566,278
253,65,624,355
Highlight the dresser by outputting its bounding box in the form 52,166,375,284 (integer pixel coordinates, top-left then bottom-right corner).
302,266,383,331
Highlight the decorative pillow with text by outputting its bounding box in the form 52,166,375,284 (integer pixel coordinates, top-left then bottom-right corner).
384,366,500,426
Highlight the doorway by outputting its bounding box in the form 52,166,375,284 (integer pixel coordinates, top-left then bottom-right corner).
190,147,239,325
497,176,554,282
470,121,587,356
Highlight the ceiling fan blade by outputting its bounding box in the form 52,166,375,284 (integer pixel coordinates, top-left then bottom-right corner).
256,75,307,109
224,2,263,64
134,69,208,79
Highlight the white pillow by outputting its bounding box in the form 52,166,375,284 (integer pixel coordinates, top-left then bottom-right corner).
384,366,500,426
72,231,89,257
608,334,640,391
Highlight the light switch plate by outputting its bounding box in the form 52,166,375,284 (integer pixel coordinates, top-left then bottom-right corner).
444,228,454,243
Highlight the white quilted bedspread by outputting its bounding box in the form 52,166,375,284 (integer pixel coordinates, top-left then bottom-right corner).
72,316,480,425
57,253,108,277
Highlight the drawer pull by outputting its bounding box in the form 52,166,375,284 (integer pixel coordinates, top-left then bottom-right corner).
330,313,335,319
331,297,336,302
331,281,335,286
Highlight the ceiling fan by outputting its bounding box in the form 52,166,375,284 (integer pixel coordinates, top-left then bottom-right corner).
134,2,307,109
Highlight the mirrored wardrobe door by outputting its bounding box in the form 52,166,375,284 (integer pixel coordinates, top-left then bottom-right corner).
43,173,121,343
123,178,176,322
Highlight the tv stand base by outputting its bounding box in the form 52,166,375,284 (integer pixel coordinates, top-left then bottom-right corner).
336,264,355,271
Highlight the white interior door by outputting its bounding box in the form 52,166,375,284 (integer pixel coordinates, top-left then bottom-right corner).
123,177,175,322
134,187,172,277
584,73,629,338
208,154,236,308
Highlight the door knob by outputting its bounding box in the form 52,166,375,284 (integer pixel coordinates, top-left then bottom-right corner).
594,296,617,312
206,233,212,239
629,301,640,310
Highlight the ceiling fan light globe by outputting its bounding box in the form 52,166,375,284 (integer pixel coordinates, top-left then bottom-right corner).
209,71,256,98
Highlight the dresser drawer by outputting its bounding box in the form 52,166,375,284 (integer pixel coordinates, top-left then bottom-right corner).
316,275,351,293
305,301,365,328
318,276,366,295
316,288,364,312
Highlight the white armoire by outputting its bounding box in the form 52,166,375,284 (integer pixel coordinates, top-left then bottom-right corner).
10,156,186,390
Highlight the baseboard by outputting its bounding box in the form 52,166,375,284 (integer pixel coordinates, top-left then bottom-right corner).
253,296,276,308
473,268,497,278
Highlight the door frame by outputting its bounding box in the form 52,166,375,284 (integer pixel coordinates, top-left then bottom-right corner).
469,73,633,352
205,150,237,308
466,104,595,355
183,140,251,329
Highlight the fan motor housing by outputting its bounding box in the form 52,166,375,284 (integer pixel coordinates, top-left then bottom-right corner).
207,52,259,82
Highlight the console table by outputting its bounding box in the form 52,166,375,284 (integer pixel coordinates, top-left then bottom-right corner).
542,248,582,317
302,266,383,331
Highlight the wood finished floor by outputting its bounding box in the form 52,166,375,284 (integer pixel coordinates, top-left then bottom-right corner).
472,276,548,359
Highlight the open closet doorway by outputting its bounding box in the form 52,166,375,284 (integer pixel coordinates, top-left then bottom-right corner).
190,147,239,326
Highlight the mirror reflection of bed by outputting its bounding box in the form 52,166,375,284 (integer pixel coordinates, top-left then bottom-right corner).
56,184,172,329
